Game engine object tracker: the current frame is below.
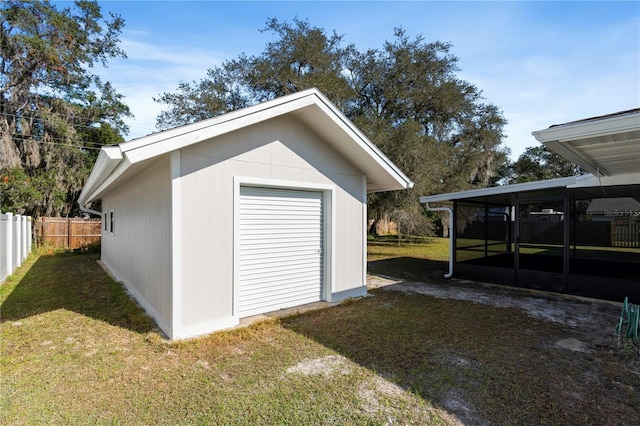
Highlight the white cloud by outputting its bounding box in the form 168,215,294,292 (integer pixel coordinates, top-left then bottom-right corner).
119,38,222,68
98,35,225,138
93,1,639,153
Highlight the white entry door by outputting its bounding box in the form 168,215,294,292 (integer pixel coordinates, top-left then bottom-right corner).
237,186,324,317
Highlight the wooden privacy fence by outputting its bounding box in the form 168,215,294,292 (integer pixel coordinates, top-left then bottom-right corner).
36,217,101,250
612,219,640,248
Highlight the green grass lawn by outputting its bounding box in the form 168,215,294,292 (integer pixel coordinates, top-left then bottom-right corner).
367,236,453,285
1,245,638,425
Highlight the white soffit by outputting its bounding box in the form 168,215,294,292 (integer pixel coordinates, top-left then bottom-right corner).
79,88,413,205
77,145,122,206
532,109,640,177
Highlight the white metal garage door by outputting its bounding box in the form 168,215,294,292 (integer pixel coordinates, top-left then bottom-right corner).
237,186,324,317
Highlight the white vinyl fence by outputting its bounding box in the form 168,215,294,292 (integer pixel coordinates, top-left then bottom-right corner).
1,212,33,284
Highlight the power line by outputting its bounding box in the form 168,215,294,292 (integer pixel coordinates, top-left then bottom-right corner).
0,111,132,135
8,132,108,148
9,134,103,150
0,111,158,141
13,133,106,148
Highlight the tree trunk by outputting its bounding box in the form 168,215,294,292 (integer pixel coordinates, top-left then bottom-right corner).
0,122,21,169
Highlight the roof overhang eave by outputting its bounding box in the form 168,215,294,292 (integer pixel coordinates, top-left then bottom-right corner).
78,88,413,205
121,94,320,164
294,91,414,193
532,110,640,177
532,111,640,144
367,178,414,194
77,145,123,206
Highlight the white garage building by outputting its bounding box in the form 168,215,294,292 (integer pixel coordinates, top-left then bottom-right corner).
78,88,413,340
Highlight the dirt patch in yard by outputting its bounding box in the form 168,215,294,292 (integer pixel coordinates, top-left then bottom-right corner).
285,355,352,377
368,275,623,351
365,274,640,425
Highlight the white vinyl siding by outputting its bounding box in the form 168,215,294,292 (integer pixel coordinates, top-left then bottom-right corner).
238,186,323,317
178,115,366,333
100,158,173,334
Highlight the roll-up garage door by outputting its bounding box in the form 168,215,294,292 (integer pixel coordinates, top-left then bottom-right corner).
238,186,324,317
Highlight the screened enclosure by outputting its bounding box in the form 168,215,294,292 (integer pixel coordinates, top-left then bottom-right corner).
449,185,640,303
422,108,640,304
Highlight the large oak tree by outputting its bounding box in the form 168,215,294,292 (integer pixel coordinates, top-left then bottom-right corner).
155,19,509,235
1,0,131,217
503,145,585,184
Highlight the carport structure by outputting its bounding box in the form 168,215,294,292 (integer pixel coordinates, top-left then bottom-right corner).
421,109,640,303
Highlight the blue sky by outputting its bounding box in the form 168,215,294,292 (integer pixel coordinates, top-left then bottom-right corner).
91,1,640,159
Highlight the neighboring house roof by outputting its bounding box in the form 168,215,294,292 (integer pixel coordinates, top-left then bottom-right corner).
79,88,413,207
586,197,640,215
532,108,640,177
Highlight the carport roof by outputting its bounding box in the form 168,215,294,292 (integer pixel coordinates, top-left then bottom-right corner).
532,108,640,177
421,108,640,206
420,108,640,205
420,175,579,205
420,172,640,206
78,88,414,207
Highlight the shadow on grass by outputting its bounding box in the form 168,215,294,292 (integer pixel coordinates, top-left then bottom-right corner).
280,289,505,424
368,257,449,283
0,252,156,334
281,286,639,425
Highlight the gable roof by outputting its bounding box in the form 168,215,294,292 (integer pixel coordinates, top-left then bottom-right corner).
532,108,640,177
586,197,640,215
78,88,413,207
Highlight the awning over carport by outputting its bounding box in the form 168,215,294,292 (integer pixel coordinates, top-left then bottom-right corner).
532,108,640,177
422,108,640,206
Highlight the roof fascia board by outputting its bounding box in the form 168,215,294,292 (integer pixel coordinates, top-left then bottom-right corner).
419,175,579,204
532,112,640,143
83,156,133,203
77,146,123,206
123,95,318,164
122,88,412,191
420,171,640,204
121,89,318,152
309,91,414,190
569,171,640,188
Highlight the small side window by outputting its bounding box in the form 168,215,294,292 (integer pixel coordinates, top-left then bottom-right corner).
104,212,108,231
110,210,115,234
